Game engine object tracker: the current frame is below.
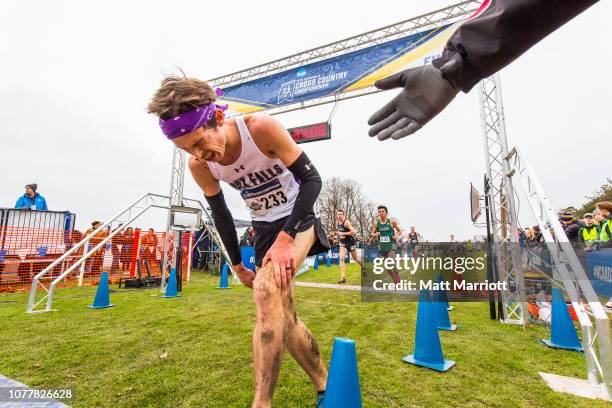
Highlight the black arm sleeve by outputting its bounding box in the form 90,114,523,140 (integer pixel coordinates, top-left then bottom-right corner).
433,0,598,92
282,152,322,238
204,189,242,266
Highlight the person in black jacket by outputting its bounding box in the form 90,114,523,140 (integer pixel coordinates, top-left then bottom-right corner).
559,211,581,243
369,0,600,140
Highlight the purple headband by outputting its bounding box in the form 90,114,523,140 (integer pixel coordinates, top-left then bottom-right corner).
159,88,228,140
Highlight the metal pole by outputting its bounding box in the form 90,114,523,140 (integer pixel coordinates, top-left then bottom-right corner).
483,175,496,320
176,230,183,292
186,233,193,282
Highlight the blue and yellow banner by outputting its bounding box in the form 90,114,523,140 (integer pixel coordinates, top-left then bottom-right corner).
218,22,461,114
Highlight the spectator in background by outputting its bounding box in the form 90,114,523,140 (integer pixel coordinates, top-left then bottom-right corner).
596,201,612,244
141,228,158,269
593,209,605,230
559,211,581,243
84,221,108,275
524,228,534,242
120,227,135,271
14,184,48,211
248,226,255,246
518,228,527,247
448,234,460,256
579,213,599,249
239,226,254,247
531,226,543,243
110,224,123,273
193,227,212,270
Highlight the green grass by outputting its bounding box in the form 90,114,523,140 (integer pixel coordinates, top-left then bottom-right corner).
0,266,607,407
296,262,362,284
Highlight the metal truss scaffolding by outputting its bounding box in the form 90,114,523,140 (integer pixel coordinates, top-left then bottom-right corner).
479,74,528,324
161,147,187,290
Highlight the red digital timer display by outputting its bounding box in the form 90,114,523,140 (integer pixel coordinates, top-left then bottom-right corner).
287,122,331,144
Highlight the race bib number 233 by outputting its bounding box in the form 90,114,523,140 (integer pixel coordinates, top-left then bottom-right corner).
241,179,288,216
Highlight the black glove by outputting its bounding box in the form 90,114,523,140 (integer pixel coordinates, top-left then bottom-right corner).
368,64,459,141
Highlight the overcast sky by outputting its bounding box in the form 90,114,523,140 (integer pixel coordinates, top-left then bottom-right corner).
1,0,610,240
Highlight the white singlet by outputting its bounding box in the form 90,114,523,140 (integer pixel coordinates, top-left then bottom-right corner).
206,115,299,222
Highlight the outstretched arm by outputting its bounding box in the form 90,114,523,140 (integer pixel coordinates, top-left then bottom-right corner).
434,0,598,92
368,0,598,140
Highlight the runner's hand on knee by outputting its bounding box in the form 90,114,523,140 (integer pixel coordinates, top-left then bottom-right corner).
262,232,296,289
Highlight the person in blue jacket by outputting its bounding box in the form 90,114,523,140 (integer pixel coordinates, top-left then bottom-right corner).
14,183,48,211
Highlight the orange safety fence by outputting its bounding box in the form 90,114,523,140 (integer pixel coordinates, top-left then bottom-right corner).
0,227,195,293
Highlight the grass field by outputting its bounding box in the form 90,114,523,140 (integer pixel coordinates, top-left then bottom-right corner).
0,265,607,407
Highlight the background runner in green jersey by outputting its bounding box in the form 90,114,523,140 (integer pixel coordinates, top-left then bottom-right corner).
371,206,402,284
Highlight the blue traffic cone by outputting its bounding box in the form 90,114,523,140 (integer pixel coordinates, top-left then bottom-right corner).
325,255,332,267
433,278,457,331
217,263,231,289
88,271,115,309
161,268,180,298
434,299,457,331
314,255,319,270
403,290,455,371
324,338,362,408
539,288,583,352
434,273,453,311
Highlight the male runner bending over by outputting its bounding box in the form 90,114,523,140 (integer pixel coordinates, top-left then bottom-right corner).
334,209,362,284
148,77,330,408
371,205,401,284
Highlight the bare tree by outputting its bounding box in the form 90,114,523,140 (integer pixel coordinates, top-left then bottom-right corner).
317,177,377,242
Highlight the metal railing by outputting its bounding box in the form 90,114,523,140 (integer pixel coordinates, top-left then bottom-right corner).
0,208,76,253
507,146,611,399
26,193,232,313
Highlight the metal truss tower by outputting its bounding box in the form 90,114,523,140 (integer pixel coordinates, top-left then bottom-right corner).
161,147,187,290
479,74,528,324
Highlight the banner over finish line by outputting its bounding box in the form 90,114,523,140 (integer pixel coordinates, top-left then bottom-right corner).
217,22,461,114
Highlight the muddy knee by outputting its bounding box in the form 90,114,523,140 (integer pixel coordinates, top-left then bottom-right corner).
259,328,276,345
253,264,280,307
